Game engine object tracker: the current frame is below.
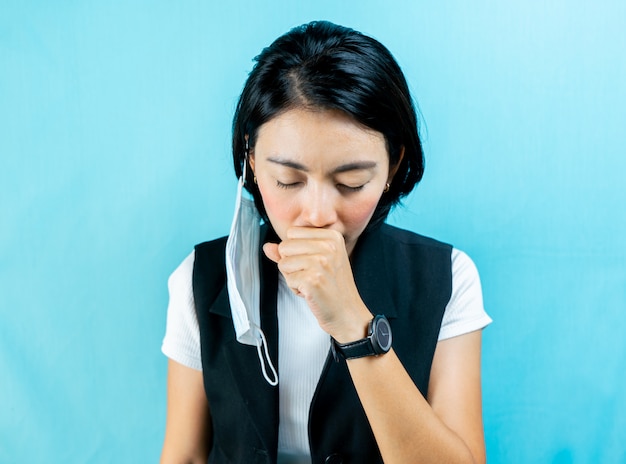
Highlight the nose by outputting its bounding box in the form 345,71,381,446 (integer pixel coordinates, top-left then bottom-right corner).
299,184,338,228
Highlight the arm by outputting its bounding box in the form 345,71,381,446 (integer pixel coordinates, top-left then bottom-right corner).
160,359,212,464
347,331,486,464
264,227,486,463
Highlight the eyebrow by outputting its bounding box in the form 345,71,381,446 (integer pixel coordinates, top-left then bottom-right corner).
267,157,377,174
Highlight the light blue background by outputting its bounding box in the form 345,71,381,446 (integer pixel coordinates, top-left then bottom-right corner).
1,1,625,462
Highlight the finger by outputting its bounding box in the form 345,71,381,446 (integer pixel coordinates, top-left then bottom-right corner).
286,226,344,242
262,242,281,263
278,237,336,258
275,253,313,275
280,268,317,300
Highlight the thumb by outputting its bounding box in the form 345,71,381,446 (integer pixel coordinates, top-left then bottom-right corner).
263,242,281,263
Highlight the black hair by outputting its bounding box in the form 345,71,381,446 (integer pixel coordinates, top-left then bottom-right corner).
232,20,424,228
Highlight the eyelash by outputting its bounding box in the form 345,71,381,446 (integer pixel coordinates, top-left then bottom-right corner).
275,180,365,192
276,180,300,189
338,184,365,192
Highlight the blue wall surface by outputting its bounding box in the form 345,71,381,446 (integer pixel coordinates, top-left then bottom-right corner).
1,1,625,462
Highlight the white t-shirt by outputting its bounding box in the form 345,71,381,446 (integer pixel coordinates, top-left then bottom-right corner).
161,247,492,462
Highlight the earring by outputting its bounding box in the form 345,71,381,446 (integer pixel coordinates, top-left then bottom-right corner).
384,182,390,193
253,176,257,184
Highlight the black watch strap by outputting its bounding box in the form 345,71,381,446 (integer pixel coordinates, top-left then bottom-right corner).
331,337,374,361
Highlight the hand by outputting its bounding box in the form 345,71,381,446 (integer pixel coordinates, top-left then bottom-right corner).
263,227,372,342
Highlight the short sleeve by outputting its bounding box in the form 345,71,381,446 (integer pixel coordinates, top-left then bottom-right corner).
161,250,203,370
438,248,492,341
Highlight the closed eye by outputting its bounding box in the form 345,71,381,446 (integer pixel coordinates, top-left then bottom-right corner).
337,183,366,193
276,180,301,189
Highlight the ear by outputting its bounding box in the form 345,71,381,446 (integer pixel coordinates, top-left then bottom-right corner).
387,146,405,183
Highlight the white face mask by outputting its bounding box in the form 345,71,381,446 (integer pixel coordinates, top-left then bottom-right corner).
225,161,278,386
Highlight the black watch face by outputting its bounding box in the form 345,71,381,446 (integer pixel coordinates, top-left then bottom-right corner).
374,316,392,353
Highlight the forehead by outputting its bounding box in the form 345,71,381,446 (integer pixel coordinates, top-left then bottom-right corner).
254,107,388,167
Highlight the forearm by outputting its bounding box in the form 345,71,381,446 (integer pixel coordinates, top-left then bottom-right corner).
347,349,480,464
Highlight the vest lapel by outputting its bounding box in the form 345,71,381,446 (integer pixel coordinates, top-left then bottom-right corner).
350,226,398,319
206,228,280,458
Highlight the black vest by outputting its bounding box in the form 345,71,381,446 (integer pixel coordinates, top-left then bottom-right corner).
193,223,452,464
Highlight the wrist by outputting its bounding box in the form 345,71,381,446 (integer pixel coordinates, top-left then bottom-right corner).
330,309,372,344
331,314,393,361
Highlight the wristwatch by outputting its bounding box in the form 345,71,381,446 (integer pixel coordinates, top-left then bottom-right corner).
331,315,392,361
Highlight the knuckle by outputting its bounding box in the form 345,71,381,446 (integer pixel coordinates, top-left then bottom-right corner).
317,254,330,268
308,271,324,289
277,241,289,257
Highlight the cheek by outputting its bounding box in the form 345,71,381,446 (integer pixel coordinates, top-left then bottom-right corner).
341,194,381,229
257,187,276,214
257,186,297,229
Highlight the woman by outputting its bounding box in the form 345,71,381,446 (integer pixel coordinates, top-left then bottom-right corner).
161,21,491,464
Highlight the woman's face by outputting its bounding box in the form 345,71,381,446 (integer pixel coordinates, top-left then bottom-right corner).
249,107,393,255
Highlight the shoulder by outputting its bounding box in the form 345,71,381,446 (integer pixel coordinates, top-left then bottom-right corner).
357,224,454,297
191,236,229,311
168,249,196,289
378,223,452,252
186,236,229,282
167,236,228,288
193,236,229,276
451,248,480,278
439,248,492,340
449,248,483,306
194,235,228,258
449,248,483,302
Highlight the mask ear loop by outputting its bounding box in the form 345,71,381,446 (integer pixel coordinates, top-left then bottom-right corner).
243,138,250,186
239,137,279,386
252,323,279,386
